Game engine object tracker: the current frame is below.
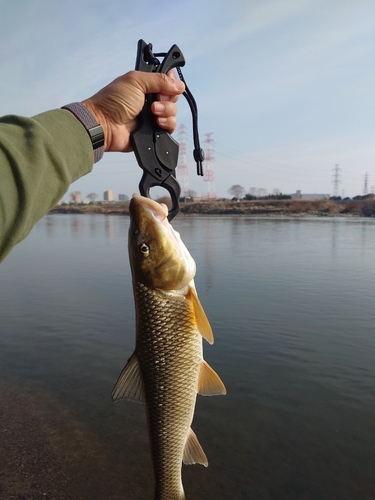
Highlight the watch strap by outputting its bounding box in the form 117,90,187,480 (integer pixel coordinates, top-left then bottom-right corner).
61,102,104,163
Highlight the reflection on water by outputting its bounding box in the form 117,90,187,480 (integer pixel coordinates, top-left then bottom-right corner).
45,216,55,238
1,214,375,499
105,216,116,241
71,215,83,237
202,218,214,292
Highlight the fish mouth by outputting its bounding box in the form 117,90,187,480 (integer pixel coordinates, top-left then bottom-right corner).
130,194,182,246
130,194,169,224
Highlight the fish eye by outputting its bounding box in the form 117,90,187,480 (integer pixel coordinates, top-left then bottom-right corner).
139,243,149,256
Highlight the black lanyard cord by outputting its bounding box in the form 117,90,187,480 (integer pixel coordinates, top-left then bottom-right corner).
176,66,205,176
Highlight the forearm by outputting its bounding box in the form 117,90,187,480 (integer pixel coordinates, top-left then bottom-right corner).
0,70,182,263
0,109,93,262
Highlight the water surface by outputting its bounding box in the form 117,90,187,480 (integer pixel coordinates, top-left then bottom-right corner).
1,214,374,499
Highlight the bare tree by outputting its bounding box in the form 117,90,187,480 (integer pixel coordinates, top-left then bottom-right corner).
256,188,267,198
228,184,245,200
273,188,281,196
248,187,257,197
87,193,99,202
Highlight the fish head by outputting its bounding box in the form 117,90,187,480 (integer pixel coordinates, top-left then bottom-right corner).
128,194,196,290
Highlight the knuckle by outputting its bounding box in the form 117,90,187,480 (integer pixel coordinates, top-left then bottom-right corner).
125,69,137,81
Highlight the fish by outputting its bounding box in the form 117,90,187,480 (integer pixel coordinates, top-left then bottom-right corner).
112,194,226,500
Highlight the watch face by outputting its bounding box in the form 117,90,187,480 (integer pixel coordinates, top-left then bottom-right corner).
89,125,105,149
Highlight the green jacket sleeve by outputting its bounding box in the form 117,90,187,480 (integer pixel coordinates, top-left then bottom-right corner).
0,109,94,262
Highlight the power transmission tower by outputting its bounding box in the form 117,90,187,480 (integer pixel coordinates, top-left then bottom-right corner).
202,133,216,199
176,124,190,197
332,164,341,197
363,172,369,196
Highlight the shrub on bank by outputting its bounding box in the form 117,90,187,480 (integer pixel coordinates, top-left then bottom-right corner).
49,198,375,217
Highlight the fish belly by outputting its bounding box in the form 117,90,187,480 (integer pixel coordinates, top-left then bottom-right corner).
135,282,202,500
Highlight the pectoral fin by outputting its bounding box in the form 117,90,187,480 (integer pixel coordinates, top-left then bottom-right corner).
182,428,208,467
198,360,226,396
111,352,145,403
188,286,214,344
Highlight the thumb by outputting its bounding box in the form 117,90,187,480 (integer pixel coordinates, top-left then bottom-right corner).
130,70,185,96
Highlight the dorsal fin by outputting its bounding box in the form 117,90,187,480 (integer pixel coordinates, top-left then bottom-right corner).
182,428,208,467
198,360,226,396
111,352,145,403
188,286,214,344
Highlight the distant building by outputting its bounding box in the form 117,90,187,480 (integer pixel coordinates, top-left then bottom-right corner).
71,191,82,203
118,194,129,202
291,190,330,200
104,190,114,201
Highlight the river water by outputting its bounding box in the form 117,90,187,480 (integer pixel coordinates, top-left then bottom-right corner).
0,214,374,500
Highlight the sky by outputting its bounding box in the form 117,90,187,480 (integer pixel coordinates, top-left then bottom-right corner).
1,0,374,199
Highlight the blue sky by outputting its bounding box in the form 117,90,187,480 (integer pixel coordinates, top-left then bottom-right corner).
1,0,374,199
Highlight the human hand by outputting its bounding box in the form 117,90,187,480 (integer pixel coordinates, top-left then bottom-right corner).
82,70,185,153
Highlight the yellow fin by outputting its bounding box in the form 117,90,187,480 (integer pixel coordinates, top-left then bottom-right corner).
198,360,227,396
182,428,208,467
188,286,214,344
111,353,145,403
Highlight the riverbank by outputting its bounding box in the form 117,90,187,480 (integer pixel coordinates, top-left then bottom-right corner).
49,199,375,217
0,380,143,500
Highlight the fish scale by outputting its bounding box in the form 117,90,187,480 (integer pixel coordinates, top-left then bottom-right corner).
135,282,202,499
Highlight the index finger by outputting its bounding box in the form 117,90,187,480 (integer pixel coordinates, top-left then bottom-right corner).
157,69,182,103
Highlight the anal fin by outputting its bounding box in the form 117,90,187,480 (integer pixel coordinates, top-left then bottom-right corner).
198,360,226,396
182,428,208,467
111,352,145,403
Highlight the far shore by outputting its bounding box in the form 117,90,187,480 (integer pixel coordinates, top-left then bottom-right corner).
49,198,375,218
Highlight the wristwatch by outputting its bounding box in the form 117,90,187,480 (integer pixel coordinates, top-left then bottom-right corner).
61,102,104,163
